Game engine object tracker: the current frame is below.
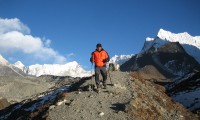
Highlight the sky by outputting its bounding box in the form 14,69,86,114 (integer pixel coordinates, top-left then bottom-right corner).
0,0,200,70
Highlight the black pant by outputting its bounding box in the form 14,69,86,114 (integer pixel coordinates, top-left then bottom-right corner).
95,66,107,86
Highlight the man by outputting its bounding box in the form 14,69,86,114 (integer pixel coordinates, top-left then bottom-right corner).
90,43,110,90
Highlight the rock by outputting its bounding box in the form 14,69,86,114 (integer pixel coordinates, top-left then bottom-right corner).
76,91,82,94
117,111,123,114
99,112,105,116
88,85,93,91
49,105,56,110
70,99,75,106
0,97,10,110
109,92,113,96
88,95,93,98
56,99,67,106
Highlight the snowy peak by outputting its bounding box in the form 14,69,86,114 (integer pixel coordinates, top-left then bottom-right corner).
0,54,9,65
13,61,25,70
157,29,200,48
143,29,200,63
109,54,134,65
14,61,24,66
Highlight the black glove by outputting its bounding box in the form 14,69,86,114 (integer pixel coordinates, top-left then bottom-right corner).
103,58,109,63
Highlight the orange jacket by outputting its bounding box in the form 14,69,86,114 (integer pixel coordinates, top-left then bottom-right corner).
90,49,109,67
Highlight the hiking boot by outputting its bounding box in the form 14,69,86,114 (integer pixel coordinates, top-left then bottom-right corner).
94,85,100,92
96,87,100,93
97,85,101,89
102,84,107,89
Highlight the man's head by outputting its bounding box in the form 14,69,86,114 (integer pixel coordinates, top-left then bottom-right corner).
96,43,102,51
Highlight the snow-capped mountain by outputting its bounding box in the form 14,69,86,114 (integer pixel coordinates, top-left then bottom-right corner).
109,54,134,65
24,61,91,77
0,55,25,76
0,54,9,65
142,29,200,63
0,54,91,77
13,61,25,70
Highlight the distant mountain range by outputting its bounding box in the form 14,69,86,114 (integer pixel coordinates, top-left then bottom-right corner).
0,54,92,77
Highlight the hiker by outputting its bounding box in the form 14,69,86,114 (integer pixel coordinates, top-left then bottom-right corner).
90,43,110,90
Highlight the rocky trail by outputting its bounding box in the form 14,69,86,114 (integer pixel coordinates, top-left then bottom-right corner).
0,71,199,120
49,71,134,120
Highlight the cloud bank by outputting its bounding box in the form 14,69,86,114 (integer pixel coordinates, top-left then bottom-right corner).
0,18,67,64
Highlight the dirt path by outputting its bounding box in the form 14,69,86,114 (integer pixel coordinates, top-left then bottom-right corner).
49,71,134,120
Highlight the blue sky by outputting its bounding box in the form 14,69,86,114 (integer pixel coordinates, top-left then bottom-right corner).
0,0,200,70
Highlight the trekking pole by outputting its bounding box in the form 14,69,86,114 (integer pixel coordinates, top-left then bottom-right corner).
107,70,114,86
88,63,94,91
91,63,93,77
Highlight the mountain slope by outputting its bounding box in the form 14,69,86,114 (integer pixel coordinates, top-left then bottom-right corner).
166,71,200,113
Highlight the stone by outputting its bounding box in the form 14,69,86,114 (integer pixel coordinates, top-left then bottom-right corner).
49,105,56,110
0,98,10,110
99,112,105,116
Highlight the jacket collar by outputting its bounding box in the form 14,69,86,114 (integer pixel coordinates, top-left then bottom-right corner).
95,48,104,52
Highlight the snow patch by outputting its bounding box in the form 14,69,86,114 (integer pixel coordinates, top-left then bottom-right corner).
164,60,187,76
172,88,200,111
146,37,154,41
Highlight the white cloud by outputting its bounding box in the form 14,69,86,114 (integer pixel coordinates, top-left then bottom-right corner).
0,18,67,64
0,18,30,34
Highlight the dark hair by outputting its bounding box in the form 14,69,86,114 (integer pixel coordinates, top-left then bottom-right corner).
96,43,102,48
